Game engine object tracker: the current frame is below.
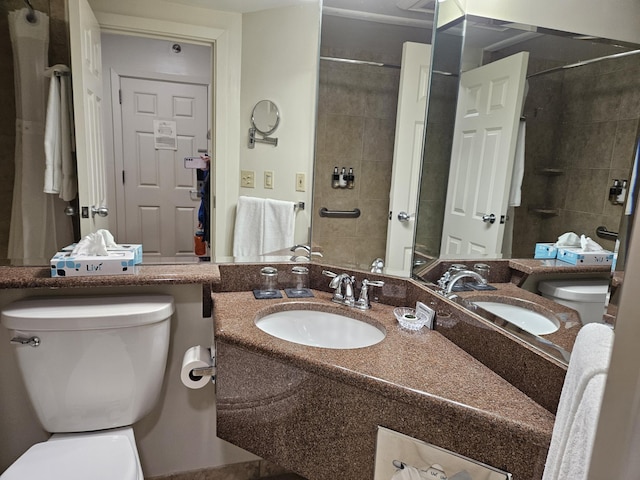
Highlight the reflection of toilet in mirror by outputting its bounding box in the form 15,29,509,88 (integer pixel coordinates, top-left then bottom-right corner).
538,279,609,325
0,295,174,479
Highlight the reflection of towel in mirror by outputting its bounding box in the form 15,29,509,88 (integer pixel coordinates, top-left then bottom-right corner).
44,65,76,201
263,198,295,255
390,466,427,480
542,323,613,480
233,196,265,257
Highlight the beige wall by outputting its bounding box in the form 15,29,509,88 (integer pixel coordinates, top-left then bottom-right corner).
239,4,320,250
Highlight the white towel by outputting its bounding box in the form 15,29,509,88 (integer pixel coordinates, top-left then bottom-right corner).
390,465,426,480
43,64,75,200
542,323,614,480
44,73,62,194
233,196,265,257
508,119,526,207
263,198,295,255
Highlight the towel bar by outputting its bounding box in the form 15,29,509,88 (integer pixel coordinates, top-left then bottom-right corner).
294,202,305,211
319,207,360,218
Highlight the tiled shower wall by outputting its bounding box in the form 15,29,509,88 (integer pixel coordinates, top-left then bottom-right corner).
511,54,640,257
313,47,401,269
0,0,69,261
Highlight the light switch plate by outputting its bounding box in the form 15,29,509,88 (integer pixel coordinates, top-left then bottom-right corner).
241,170,255,188
264,171,274,189
296,173,306,192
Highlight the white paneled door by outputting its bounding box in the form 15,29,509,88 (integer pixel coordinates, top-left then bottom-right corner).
385,42,432,277
69,0,109,235
440,52,529,258
118,77,208,259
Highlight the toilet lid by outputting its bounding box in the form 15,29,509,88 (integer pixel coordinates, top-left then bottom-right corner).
538,279,609,302
1,434,139,480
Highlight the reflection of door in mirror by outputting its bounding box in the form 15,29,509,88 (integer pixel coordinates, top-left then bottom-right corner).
101,33,211,260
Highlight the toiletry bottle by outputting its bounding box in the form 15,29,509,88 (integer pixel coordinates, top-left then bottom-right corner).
339,167,347,188
332,166,339,188
347,167,354,189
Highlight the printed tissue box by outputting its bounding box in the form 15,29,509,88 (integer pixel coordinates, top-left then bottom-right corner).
534,243,558,259
50,250,139,277
556,247,614,266
61,243,143,265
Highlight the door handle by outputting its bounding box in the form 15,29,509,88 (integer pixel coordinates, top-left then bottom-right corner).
91,206,109,218
482,213,496,224
397,211,414,222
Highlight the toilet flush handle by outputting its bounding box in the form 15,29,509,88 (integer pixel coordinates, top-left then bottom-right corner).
10,336,40,347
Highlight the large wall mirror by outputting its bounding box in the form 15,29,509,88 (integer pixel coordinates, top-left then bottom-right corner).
0,0,320,266
310,1,640,281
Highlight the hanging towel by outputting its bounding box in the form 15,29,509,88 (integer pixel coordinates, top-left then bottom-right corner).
508,119,526,207
232,196,265,257
263,198,295,255
390,465,427,480
542,323,614,480
44,64,75,201
44,71,61,194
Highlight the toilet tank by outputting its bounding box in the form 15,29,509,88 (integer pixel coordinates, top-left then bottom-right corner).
1,295,174,433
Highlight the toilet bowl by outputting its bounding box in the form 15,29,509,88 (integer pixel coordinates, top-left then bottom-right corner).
0,295,174,479
538,279,609,325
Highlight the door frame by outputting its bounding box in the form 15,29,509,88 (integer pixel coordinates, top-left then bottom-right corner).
93,10,242,262
108,69,211,245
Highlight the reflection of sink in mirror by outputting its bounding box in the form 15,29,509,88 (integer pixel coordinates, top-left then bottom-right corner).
473,301,560,336
255,310,385,349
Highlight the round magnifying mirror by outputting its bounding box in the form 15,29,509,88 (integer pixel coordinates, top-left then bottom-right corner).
251,100,280,135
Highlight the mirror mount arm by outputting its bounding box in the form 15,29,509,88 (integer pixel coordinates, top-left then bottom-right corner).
248,127,278,149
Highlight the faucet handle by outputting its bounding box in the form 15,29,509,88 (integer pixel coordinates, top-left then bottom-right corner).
355,278,384,310
322,270,337,278
364,279,384,288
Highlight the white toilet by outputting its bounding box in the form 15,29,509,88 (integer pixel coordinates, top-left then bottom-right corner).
538,279,609,325
0,294,174,480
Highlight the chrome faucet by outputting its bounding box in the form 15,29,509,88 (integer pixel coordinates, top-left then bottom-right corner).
322,270,384,309
441,270,486,297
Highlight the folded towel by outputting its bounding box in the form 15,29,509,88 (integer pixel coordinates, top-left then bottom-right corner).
263,198,295,255
391,465,426,480
542,323,614,480
508,119,526,207
233,196,265,257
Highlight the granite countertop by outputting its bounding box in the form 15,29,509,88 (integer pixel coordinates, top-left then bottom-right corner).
0,263,220,289
213,290,555,443
508,258,612,276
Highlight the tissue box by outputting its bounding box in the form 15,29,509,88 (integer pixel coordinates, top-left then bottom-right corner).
556,247,614,266
534,243,558,259
61,243,143,265
50,250,139,277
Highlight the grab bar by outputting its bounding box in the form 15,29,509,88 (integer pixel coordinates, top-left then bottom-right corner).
596,226,618,241
319,207,361,219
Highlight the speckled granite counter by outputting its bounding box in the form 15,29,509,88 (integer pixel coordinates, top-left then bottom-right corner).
0,264,220,289
214,290,555,480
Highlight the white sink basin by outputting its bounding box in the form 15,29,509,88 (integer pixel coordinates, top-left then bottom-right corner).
255,310,385,349
473,301,560,335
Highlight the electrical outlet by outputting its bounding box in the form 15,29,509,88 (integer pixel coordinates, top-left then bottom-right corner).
241,170,255,188
264,171,274,189
295,173,306,192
